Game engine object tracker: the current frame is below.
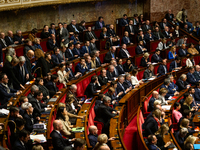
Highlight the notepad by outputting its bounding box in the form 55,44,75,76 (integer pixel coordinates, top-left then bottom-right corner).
193,144,200,149
162,105,171,110
30,134,47,143
72,127,84,133
49,98,57,102
0,109,9,115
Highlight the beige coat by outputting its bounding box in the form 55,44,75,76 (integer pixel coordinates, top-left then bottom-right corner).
57,70,69,87
188,48,199,55
176,11,186,22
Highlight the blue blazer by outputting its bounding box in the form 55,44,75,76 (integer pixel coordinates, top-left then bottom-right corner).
148,97,156,112
65,49,75,61
95,21,105,29
194,88,200,102
51,54,62,66
119,18,129,26
13,139,27,150
75,63,89,74
151,54,162,63
45,81,58,95
118,49,129,58
80,46,91,57
70,35,80,45
34,44,43,51
169,82,179,92
168,51,176,60
116,82,126,98
73,48,81,57
160,84,174,99
122,36,131,45
169,61,177,72
187,72,198,86
0,83,17,105
159,22,171,30
178,48,189,57
148,144,160,150
144,33,155,42
135,45,144,55
157,65,168,77
193,71,200,80
48,28,56,35
88,134,98,148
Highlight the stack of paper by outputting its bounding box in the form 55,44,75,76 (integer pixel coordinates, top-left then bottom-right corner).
30,134,47,143
0,109,9,115
162,105,171,110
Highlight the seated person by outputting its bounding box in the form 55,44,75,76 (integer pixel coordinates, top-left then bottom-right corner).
45,53,56,72
168,46,177,60
95,16,105,29
167,37,176,48
135,40,147,55
85,26,98,41
104,46,117,63
119,14,129,27
194,82,200,103
18,96,28,116
172,102,182,123
142,20,152,33
57,64,69,87
155,124,171,150
94,94,105,113
50,120,73,150
140,52,151,67
5,30,18,46
187,66,199,86
151,49,162,63
116,58,125,75
75,58,89,75
105,87,121,107
169,56,182,72
157,59,168,77
46,34,58,50
70,32,80,45
13,30,24,45
98,68,109,86
178,44,190,57
66,43,77,61
187,43,199,55
80,41,91,57
105,36,120,50
162,26,172,38
88,126,98,148
176,35,188,47
51,47,63,66
186,54,195,67
124,73,137,89
174,127,188,149
160,18,172,29
85,55,92,70
45,74,61,97
123,58,136,72
94,96,119,135
157,88,169,105
125,20,136,36
65,94,81,116
153,26,164,40
33,38,43,51
40,25,50,39
64,138,86,150
100,27,109,39
73,43,81,58
122,31,133,45
168,75,179,92
148,91,159,112
35,78,50,101
147,134,161,150
143,109,162,136
180,118,195,135
144,29,155,42
118,44,131,59
143,64,156,79
93,134,115,150
193,65,200,81
110,60,119,77
182,96,197,113
84,75,101,98
131,69,144,86
66,61,81,81
92,50,102,68
90,38,98,51
106,65,115,81
23,39,36,55
157,38,170,50
27,85,39,100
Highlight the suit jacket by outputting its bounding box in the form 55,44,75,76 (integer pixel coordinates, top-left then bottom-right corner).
88,134,98,148
174,131,185,149
105,38,120,50
75,63,89,74
100,32,109,39
116,65,125,74
30,98,47,115
95,21,105,29
46,39,59,50
70,35,80,45
65,49,75,61
104,51,115,63
159,22,171,30
176,39,187,47
84,82,101,98
153,31,164,40
195,44,200,53
106,70,115,81
0,83,17,105
67,24,79,33
13,139,28,150
49,28,56,35
45,81,58,97
193,71,200,81
147,144,160,150
50,130,71,150
107,28,116,37
151,54,162,63
40,31,50,39
160,84,174,99
66,68,75,81
144,33,155,42
176,78,189,91
23,112,35,132
165,13,174,21
123,80,134,90
118,49,130,58
96,57,101,68
90,43,97,51
94,103,116,125
85,31,98,41
135,45,145,55
51,54,62,66
119,18,129,26
169,82,179,92
72,48,81,57
13,35,24,45
125,25,135,35
143,69,155,79
178,48,189,57
116,82,126,98
23,45,35,55
98,75,108,86
0,38,7,48
80,46,91,57
169,60,179,72
157,65,167,76
13,64,28,87
194,88,200,102
142,24,152,33
187,72,198,86
59,28,69,45
5,36,14,46
140,57,149,67
148,97,156,112
162,31,171,38
122,36,131,45
143,115,158,136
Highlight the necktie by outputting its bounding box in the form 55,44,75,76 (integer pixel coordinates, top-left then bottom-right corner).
163,65,167,74
53,82,57,92
111,53,115,58
114,68,118,76
124,49,130,57
119,65,124,71
89,32,95,39
130,25,132,32
68,68,73,77
100,22,103,28
9,37,13,43
158,32,160,39
120,83,125,92
126,37,130,43
37,101,41,109
76,48,80,55
52,29,55,34
166,31,168,36
96,57,100,65
1,39,7,47
183,49,186,55
175,61,177,68
192,74,196,81
69,49,73,57
62,52,65,61
124,19,128,24
72,25,79,33
56,56,59,63
86,47,89,53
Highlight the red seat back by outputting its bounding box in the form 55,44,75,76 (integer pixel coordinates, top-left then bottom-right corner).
94,30,102,39
154,65,159,75
144,95,152,113
40,39,48,52
87,103,96,134
138,70,145,80
76,82,84,97
182,58,187,67
94,121,104,135
150,41,160,52
166,62,171,72
25,90,31,96
135,56,143,67
194,56,199,65
127,45,136,56
99,39,107,50
15,46,24,57
7,125,11,149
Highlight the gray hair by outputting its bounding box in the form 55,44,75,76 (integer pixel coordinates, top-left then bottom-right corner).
103,96,111,103
19,56,26,62
21,102,32,110
125,73,131,79
16,30,21,34
70,84,77,90
180,127,188,135
6,47,15,56
31,85,39,92
180,74,187,80
164,78,170,85
118,75,124,81
108,65,114,70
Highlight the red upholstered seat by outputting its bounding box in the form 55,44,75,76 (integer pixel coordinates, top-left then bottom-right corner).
154,65,159,75
56,83,64,90
82,78,90,91
60,94,67,103
103,89,108,94
15,46,24,57
99,53,106,63
87,103,96,134
99,39,107,50
150,40,160,52
40,39,48,52
76,82,84,97
6,125,11,149
25,90,31,96
182,58,187,67
50,110,57,133
167,62,171,72
94,30,102,39
135,55,143,68
144,95,152,114
94,121,104,135
149,53,153,62
127,45,136,56
169,119,174,133
137,70,145,80
194,56,199,65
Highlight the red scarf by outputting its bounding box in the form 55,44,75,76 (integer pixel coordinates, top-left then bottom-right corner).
154,117,161,128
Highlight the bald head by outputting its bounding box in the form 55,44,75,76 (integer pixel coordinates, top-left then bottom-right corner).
0,32,5,39
99,144,110,150
195,65,200,72
53,120,62,131
152,91,159,98
27,50,34,59
89,125,98,135
8,30,13,37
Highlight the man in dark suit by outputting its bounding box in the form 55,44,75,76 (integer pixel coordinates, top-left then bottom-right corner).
0,73,20,105
118,44,131,58
168,75,179,93
143,65,155,79
23,39,35,55
119,14,129,27
98,69,108,86
45,74,61,97
85,55,92,70
195,40,200,53
13,30,25,45
50,120,72,150
125,20,135,36
111,60,119,77
187,66,199,86
105,36,119,50
147,135,161,150
148,91,159,112
13,56,29,89
95,16,105,29
94,94,104,114
178,44,190,57
13,130,31,150
67,20,80,33
144,29,155,42
157,59,167,77
116,59,125,74
49,23,57,36
106,65,115,81
0,32,7,51
24,50,34,80
169,56,182,72
135,40,147,55
165,9,174,22
162,26,172,38
5,30,18,46
94,96,119,134
176,74,190,91
64,138,86,150
29,91,52,115
194,83,200,103
160,18,173,30
167,37,176,48
107,24,117,37
52,47,63,66
88,125,98,148
153,27,164,40
104,46,116,63
80,41,91,57
65,43,76,61
142,20,152,33
73,43,81,58
174,128,188,149
90,38,98,51
92,50,102,67
123,73,136,90
0,44,3,67
66,62,81,81
122,31,133,45
58,22,69,47
75,58,89,74
84,75,101,98
46,34,59,50
194,65,200,81
85,27,98,41
151,49,162,63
